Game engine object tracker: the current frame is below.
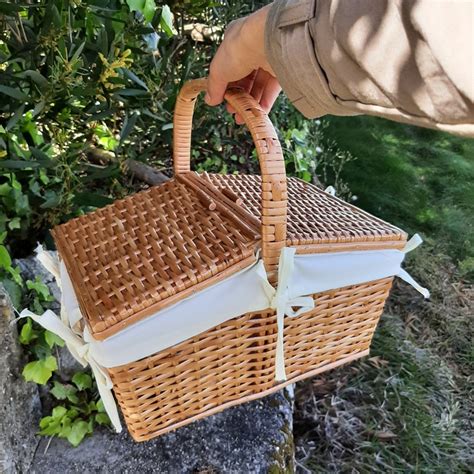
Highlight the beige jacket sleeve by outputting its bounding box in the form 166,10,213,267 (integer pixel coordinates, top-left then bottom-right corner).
265,0,474,137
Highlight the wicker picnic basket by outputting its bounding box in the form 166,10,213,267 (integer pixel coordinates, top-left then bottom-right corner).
50,78,408,441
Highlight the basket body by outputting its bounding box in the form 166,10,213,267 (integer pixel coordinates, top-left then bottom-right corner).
109,273,392,441
52,173,403,442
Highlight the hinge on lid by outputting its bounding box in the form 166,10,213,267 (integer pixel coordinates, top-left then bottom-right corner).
175,172,261,241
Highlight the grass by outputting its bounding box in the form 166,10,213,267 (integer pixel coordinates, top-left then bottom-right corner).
324,116,474,278
295,313,471,473
293,116,474,472
295,271,473,472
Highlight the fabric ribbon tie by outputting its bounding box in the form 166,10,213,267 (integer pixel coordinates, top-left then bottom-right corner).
262,235,429,382
19,246,122,433
264,247,315,382
397,234,430,299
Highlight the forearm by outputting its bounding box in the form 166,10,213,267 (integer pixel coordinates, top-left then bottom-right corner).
265,0,474,137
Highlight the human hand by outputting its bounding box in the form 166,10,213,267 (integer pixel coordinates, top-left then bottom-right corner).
205,4,281,124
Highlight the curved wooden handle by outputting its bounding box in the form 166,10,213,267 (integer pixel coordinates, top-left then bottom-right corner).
173,78,287,280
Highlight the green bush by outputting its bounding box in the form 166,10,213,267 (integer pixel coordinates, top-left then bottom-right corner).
0,0,230,254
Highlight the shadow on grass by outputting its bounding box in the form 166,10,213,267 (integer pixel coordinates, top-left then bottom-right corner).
324,116,474,279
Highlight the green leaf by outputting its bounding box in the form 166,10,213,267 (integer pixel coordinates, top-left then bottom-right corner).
86,108,116,121
0,85,28,102
95,412,110,426
30,147,53,163
50,381,69,400
38,416,59,436
72,372,92,391
22,356,58,385
51,4,61,28
26,277,51,300
126,0,144,12
18,70,49,89
19,318,38,345
50,381,79,403
6,105,25,132
121,69,148,90
0,245,12,269
143,0,156,22
40,190,61,209
0,2,24,13
96,399,106,413
66,407,79,420
32,99,46,117
8,217,21,230
114,88,148,97
0,160,41,169
39,414,62,436
160,5,174,37
45,330,65,348
127,0,155,22
67,420,91,447
52,406,68,419
87,400,97,412
38,406,71,436
70,41,86,64
119,112,138,145
8,265,23,287
0,183,10,197
31,296,44,315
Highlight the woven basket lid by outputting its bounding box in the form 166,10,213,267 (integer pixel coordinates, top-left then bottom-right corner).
52,78,405,340
52,178,259,340
206,173,406,251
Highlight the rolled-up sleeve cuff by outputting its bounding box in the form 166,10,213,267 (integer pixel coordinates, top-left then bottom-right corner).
265,0,357,118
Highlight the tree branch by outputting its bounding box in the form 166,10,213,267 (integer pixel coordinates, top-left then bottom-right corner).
125,159,170,185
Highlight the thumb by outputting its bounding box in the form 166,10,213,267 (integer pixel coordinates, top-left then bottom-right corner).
205,71,227,106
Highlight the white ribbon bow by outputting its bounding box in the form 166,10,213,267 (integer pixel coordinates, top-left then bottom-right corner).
258,247,315,382
257,235,430,382
19,246,122,433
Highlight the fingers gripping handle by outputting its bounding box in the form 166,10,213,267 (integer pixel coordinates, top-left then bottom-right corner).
173,78,287,281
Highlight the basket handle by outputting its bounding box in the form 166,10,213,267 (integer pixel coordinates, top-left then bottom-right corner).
173,78,287,281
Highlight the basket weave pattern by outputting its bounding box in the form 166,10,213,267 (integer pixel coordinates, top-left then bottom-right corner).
207,173,404,249
52,78,405,441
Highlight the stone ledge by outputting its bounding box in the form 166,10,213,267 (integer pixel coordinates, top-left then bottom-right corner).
0,286,42,474
31,389,294,473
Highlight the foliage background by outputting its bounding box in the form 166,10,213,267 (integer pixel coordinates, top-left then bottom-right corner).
1,0,472,468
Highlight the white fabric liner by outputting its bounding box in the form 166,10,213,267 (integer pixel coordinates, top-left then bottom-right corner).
87,237,429,370
84,259,273,367
19,235,429,433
